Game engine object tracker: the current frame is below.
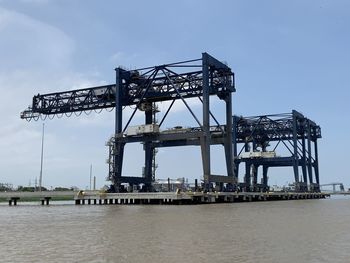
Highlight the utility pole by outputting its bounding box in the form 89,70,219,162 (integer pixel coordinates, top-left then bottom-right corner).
89,164,92,191
39,123,45,192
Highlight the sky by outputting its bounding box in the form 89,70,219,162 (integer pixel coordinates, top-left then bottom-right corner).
0,0,349,190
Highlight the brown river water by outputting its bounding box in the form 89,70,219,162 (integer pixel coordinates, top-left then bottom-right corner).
0,196,349,263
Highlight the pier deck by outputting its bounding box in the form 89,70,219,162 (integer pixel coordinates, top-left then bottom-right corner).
74,191,330,205
0,191,330,205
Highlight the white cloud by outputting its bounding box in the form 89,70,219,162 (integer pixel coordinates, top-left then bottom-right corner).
0,7,74,72
0,7,110,188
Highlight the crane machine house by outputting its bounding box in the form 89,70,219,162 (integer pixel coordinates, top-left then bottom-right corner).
125,124,160,136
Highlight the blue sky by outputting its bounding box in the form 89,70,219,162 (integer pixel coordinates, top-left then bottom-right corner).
0,0,349,189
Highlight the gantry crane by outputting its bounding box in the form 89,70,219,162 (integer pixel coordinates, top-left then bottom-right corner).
21,53,322,193
233,111,322,192
21,53,235,192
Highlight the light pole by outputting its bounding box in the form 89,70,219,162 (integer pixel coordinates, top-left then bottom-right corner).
39,123,45,191
89,164,92,191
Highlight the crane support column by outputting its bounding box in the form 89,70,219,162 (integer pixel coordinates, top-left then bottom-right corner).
314,140,320,186
244,143,251,191
262,165,268,191
307,120,314,186
292,111,301,191
201,53,211,189
232,116,239,185
224,93,234,181
114,68,125,191
144,109,154,191
301,130,308,186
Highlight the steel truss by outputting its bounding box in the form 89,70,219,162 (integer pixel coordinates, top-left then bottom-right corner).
233,110,321,192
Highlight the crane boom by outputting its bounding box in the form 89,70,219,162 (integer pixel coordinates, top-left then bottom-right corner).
20,63,234,120
20,84,116,120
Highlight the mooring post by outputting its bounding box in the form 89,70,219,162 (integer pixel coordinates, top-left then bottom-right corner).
9,197,19,206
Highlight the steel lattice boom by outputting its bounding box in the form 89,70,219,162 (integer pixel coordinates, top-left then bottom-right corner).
20,57,234,121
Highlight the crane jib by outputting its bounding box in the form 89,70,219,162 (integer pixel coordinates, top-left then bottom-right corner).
20,65,234,120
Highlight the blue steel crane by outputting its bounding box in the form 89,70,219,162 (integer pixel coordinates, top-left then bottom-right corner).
233,111,322,192
20,53,323,193
21,53,235,192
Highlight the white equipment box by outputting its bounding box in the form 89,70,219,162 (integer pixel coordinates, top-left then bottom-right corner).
126,124,160,136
